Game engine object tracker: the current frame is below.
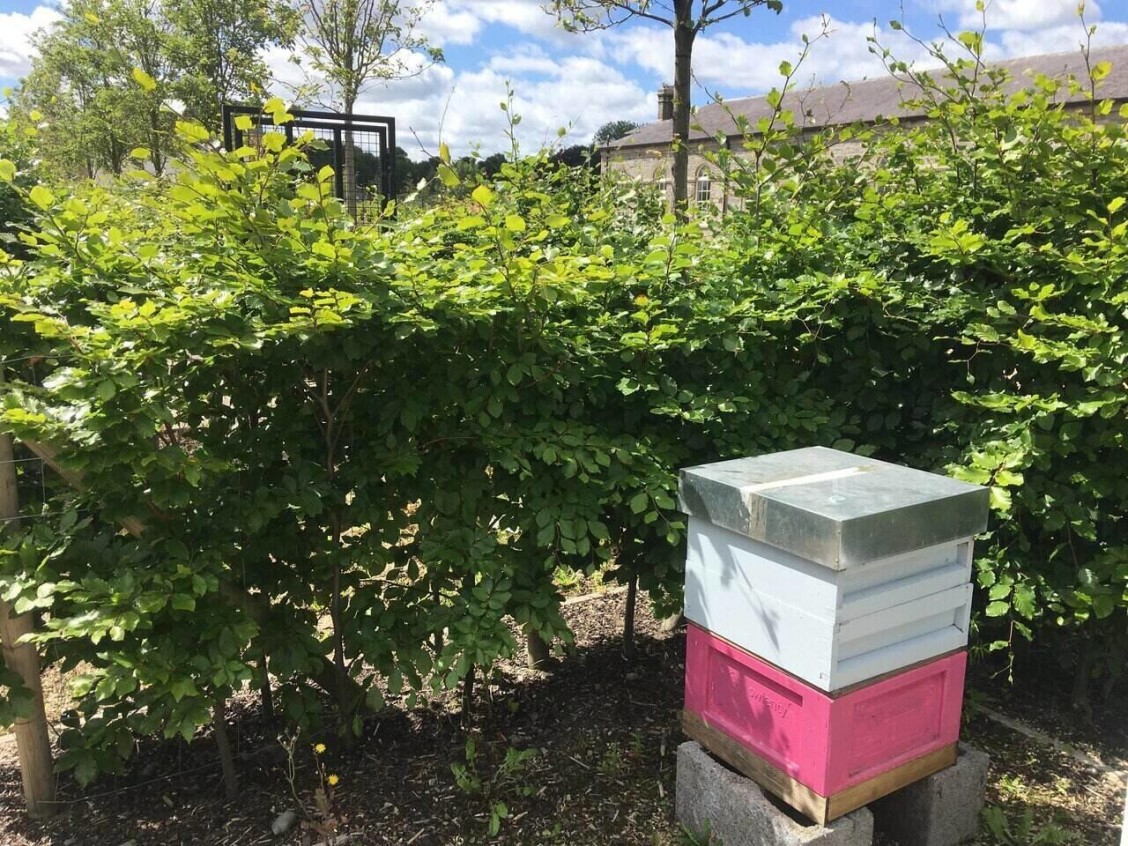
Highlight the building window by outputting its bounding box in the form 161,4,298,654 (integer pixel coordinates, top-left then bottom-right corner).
695,169,712,204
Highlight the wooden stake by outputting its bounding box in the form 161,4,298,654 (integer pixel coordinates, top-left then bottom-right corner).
0,431,56,818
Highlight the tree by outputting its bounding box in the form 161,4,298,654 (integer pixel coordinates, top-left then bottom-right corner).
0,119,36,255
592,119,638,145
18,0,154,178
17,0,294,177
299,0,442,213
164,0,299,132
551,1,782,215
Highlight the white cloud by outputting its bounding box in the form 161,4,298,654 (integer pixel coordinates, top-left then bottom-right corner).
374,54,652,159
263,43,651,160
600,15,936,97
446,0,574,44
415,4,482,47
486,44,561,76
927,0,1100,32
998,21,1128,57
0,5,60,79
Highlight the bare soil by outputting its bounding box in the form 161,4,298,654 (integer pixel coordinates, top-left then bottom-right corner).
1,592,1124,845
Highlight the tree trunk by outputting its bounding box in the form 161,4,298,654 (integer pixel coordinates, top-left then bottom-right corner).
344,128,358,218
460,665,475,730
671,3,697,219
1071,637,1095,721
432,584,444,655
259,650,275,722
622,574,638,660
342,89,358,218
525,628,550,670
0,432,56,819
212,699,239,800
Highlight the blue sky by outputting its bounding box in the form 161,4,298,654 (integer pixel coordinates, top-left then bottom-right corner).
3,0,1128,158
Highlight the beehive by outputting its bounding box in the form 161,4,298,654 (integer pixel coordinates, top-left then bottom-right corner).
683,624,966,824
679,447,987,692
678,447,988,822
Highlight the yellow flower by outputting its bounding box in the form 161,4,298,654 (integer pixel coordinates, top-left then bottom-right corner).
314,743,326,754
327,774,340,787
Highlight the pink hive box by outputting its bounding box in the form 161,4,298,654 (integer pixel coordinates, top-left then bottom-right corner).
683,623,965,824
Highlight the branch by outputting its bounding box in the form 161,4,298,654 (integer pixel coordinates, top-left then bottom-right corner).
699,0,772,28
550,0,674,31
608,0,674,27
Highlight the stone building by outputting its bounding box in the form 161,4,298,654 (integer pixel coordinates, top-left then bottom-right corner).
602,43,1128,210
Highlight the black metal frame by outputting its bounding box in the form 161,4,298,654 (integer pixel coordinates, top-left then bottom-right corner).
222,104,396,213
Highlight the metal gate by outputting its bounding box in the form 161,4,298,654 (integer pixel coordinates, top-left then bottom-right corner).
222,104,396,219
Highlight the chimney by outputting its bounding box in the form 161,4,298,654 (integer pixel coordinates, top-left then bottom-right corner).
658,84,674,121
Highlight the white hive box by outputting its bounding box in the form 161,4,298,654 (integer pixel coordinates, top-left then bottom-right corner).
679,447,988,692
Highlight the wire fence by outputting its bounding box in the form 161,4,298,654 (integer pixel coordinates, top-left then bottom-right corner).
222,104,397,222
0,449,53,526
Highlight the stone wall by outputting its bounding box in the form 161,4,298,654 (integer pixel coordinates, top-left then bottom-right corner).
602,132,869,212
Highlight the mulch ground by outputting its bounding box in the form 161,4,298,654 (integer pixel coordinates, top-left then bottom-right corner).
1,592,1125,845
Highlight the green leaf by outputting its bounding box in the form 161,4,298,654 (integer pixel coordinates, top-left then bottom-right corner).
176,121,210,143
0,160,16,182
988,486,1012,512
437,164,460,188
263,97,294,125
28,185,54,209
505,215,527,233
993,469,1023,487
629,492,649,515
131,67,157,92
74,755,98,786
1012,585,1037,618
984,601,1009,617
988,583,1011,601
471,185,494,208
171,594,195,612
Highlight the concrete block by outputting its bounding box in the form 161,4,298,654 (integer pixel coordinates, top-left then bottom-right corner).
868,744,990,846
675,741,873,846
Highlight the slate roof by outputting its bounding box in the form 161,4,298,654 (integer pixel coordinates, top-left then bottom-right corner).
610,43,1128,150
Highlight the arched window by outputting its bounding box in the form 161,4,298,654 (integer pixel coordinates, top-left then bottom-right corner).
695,167,712,204
653,165,669,199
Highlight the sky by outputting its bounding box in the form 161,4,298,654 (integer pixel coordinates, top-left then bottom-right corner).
2,0,1128,159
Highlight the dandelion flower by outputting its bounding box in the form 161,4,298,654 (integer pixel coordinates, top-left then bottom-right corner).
314,743,327,754
327,774,340,787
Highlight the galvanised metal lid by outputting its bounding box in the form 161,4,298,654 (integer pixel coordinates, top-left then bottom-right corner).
678,446,989,570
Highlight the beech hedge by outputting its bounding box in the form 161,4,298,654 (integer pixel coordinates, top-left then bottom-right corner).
1,39,1126,782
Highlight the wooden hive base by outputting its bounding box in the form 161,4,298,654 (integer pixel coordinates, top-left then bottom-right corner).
683,710,958,825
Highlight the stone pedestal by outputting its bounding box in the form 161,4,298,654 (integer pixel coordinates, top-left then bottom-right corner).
868,744,990,846
676,741,874,846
